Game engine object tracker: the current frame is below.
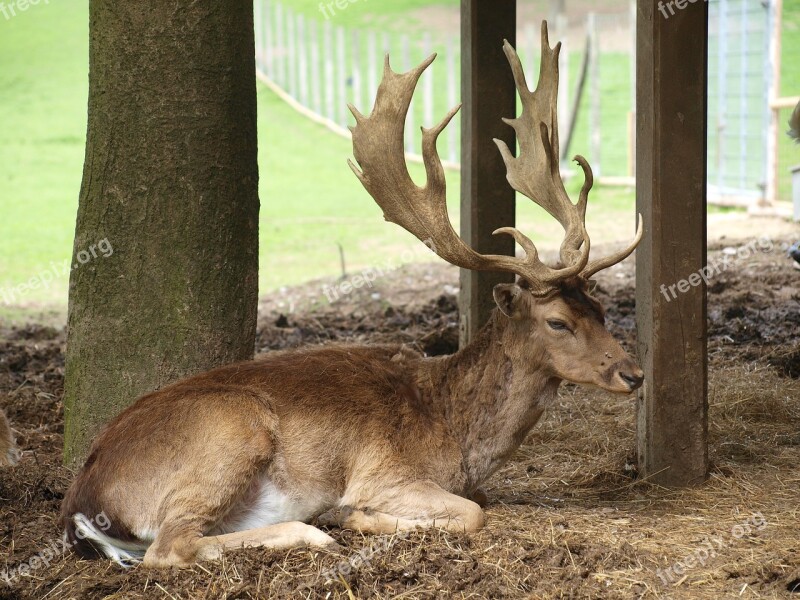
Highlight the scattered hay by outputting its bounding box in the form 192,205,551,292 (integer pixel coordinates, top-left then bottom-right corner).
1,240,799,598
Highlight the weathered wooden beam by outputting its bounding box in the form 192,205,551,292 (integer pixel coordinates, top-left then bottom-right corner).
635,0,709,486
459,0,516,345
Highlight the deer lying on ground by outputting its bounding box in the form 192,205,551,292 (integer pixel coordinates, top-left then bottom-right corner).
0,408,19,467
61,23,643,568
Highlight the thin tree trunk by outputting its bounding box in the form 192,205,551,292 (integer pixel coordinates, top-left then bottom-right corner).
64,1,260,466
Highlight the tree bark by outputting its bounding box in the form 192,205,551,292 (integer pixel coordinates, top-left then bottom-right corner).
64,1,260,466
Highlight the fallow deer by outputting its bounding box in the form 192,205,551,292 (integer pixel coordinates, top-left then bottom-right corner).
61,23,643,568
0,408,19,467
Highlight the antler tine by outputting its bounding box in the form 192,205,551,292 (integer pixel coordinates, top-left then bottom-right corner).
347,52,466,264
349,52,592,296
493,23,590,272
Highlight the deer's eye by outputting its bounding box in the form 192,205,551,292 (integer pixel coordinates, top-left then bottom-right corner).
546,319,570,332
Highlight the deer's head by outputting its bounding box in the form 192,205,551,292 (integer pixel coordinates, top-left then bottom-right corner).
348,22,643,394
493,277,643,393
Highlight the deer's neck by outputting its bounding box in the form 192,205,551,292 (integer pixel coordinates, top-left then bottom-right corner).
419,312,560,493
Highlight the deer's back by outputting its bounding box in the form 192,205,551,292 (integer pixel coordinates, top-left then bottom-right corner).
190,343,459,479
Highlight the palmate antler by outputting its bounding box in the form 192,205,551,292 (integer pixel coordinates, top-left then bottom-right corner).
348,22,642,296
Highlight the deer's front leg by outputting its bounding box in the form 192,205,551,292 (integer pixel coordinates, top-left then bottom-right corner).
320,482,484,534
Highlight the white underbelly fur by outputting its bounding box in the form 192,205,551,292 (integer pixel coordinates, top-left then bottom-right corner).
214,479,329,534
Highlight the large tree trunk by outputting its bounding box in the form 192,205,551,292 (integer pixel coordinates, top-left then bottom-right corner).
64,1,260,466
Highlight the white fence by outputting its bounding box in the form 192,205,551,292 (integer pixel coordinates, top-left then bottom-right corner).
253,0,635,177
254,0,778,205
254,0,459,165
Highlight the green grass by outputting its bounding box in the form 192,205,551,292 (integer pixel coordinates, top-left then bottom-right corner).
270,0,456,31
0,1,88,307
777,0,800,201
781,0,800,98
257,83,461,291
258,79,637,292
2,0,787,317
0,0,636,314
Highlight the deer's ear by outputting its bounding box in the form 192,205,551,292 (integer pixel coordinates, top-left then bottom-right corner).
493,283,528,319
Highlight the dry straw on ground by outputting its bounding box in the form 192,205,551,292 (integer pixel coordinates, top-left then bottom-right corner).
1,238,798,599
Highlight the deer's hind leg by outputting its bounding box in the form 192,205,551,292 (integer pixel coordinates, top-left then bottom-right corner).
319,480,484,534
140,388,337,568
142,468,342,568
145,516,339,568
194,521,339,562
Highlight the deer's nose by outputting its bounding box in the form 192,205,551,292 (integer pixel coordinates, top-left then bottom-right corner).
619,369,644,391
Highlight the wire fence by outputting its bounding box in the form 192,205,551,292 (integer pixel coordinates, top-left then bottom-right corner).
707,0,771,204
253,0,638,179
254,0,460,165
254,0,792,208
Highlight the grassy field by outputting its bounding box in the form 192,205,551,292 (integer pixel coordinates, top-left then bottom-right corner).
2,0,790,315
0,0,88,309
0,0,639,314
778,0,800,200
272,0,456,30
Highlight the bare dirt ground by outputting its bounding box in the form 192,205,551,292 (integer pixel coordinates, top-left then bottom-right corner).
1,234,799,599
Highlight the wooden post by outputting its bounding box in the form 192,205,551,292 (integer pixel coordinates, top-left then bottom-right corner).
275,3,286,87
523,24,536,85
351,29,362,116
336,26,347,126
459,0,516,345
556,14,569,145
765,0,782,206
309,19,322,114
367,30,378,109
548,0,566,26
402,34,414,154
588,13,601,176
264,0,274,78
422,33,434,128
286,8,297,98
635,0,709,487
297,14,309,106
324,21,335,121
561,33,590,161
